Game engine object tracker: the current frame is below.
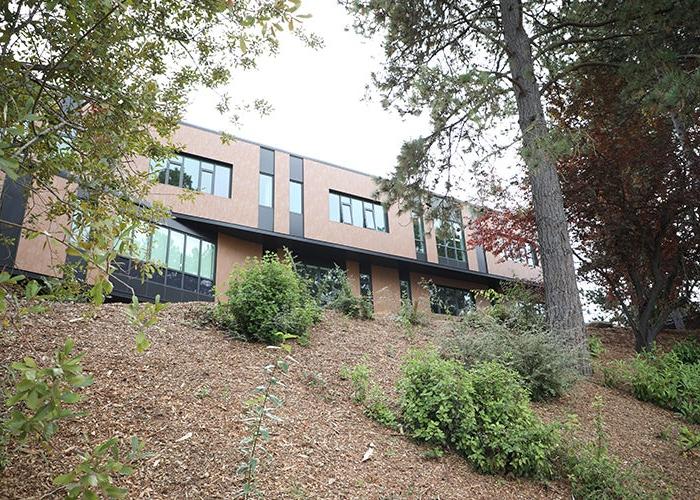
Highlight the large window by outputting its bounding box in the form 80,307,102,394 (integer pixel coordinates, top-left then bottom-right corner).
435,219,466,263
122,226,215,281
429,284,475,316
259,173,274,208
151,154,231,198
412,214,426,258
328,191,387,232
290,181,303,214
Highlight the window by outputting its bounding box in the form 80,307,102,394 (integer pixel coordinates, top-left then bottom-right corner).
167,231,185,271
435,219,466,262
150,154,231,198
184,234,201,275
150,227,168,265
259,174,274,207
290,181,303,214
328,191,388,232
412,214,426,257
429,284,475,316
400,279,411,300
200,241,215,280
507,244,539,267
360,272,372,298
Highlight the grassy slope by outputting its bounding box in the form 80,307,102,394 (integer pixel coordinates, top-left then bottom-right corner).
0,303,698,499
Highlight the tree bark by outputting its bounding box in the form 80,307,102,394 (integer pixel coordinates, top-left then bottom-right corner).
499,0,591,374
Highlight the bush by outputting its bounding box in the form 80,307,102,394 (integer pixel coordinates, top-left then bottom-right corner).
396,298,425,332
670,338,700,364
464,362,559,478
398,349,476,450
588,335,605,358
217,252,320,344
444,312,578,400
364,385,399,429
328,276,373,320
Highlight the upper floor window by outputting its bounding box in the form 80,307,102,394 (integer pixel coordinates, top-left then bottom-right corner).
412,214,426,259
259,173,274,207
506,244,539,267
290,181,303,214
151,154,232,198
435,219,466,262
328,191,387,232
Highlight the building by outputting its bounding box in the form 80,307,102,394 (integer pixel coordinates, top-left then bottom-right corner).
0,123,541,315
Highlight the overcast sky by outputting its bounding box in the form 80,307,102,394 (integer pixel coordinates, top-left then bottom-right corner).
185,0,429,178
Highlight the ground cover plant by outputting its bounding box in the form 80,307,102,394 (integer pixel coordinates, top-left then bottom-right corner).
602,345,700,424
216,252,321,344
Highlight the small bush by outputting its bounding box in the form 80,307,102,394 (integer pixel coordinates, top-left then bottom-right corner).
601,360,634,390
396,298,425,332
670,338,700,364
364,385,398,429
398,349,476,450
329,277,373,320
588,335,605,358
216,252,320,344
464,362,559,478
346,363,371,403
445,312,578,400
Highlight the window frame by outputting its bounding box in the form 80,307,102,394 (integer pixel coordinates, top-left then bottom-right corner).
328,190,388,233
151,153,232,198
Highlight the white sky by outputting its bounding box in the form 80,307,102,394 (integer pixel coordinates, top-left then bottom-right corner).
185,0,429,177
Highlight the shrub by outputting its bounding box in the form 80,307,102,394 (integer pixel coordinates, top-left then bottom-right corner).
464,362,559,478
217,252,320,344
601,360,634,390
444,312,578,400
345,363,371,404
328,277,373,320
670,338,700,364
396,298,425,332
364,385,399,429
398,349,476,450
588,335,605,358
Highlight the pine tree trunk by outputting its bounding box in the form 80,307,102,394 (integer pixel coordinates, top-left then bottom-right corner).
499,0,591,374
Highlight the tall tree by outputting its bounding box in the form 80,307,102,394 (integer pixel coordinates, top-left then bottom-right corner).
0,0,317,298
344,0,596,372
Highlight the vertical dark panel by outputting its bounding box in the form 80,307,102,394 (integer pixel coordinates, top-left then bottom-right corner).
259,147,275,231
476,245,489,273
0,176,29,269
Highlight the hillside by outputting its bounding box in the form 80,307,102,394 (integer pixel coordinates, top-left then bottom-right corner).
1,303,699,499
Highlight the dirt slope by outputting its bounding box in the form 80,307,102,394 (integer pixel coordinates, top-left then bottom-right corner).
1,304,698,499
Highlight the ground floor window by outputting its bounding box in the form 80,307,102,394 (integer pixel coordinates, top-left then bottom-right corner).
295,261,345,305
429,283,475,316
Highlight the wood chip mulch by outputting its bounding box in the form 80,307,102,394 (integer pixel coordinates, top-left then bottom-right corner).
1,304,698,499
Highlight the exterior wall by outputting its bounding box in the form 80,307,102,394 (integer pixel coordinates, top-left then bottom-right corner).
485,252,542,281
345,260,361,296
215,233,262,298
410,271,489,315
371,264,401,314
303,158,417,258
273,151,290,234
14,177,70,278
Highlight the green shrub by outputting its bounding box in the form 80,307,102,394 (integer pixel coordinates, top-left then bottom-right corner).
328,277,373,320
396,298,425,332
588,335,605,358
670,338,700,364
601,360,634,390
464,362,559,478
631,352,700,423
364,385,398,429
398,349,476,450
346,363,371,403
445,312,578,400
216,252,320,344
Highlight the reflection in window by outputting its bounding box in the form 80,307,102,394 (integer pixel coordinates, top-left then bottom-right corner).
167,231,184,271
290,181,303,214
259,174,273,207
184,234,201,275
328,191,388,232
150,154,231,198
200,241,215,280
429,284,475,316
412,214,426,257
435,219,466,262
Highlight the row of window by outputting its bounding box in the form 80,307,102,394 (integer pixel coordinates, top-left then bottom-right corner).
151,155,232,198
506,244,539,267
124,226,216,281
328,192,388,232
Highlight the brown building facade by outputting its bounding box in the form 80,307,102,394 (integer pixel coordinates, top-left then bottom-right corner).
0,123,541,315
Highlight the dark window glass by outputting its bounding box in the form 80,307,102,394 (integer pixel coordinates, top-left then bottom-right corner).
360,272,372,298
436,219,466,262
259,174,274,207
290,181,303,214
166,269,183,288
329,193,340,222
413,215,426,255
214,164,231,197
260,147,275,173
400,279,411,300
167,157,182,187
199,278,214,296
364,202,375,229
183,273,199,292
341,197,352,224
429,284,475,316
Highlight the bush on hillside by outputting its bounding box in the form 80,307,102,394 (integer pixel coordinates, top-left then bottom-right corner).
464,361,559,478
398,349,476,449
328,276,373,320
670,338,700,364
217,252,320,344
444,311,578,400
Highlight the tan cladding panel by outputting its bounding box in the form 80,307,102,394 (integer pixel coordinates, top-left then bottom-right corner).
485,252,542,281
303,159,417,258
141,125,260,228
215,233,262,299
371,264,401,314
273,150,290,234
14,177,70,278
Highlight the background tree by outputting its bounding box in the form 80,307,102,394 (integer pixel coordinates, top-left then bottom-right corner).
343,0,599,373
0,0,318,296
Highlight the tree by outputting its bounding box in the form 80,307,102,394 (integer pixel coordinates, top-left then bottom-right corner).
552,71,700,351
344,0,593,373
0,0,317,297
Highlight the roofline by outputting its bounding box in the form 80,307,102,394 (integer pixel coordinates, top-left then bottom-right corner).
178,121,377,181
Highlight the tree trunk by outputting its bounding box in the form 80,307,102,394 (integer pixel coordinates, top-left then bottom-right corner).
499,0,591,374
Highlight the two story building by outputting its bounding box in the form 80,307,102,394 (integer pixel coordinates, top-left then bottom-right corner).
0,123,541,315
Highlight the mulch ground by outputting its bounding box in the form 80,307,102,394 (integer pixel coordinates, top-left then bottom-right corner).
1,304,698,499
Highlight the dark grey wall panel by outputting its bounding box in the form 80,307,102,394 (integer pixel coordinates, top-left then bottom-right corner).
476,245,489,273
0,176,29,269
289,212,303,237
259,147,275,175
290,156,303,181
258,205,274,231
